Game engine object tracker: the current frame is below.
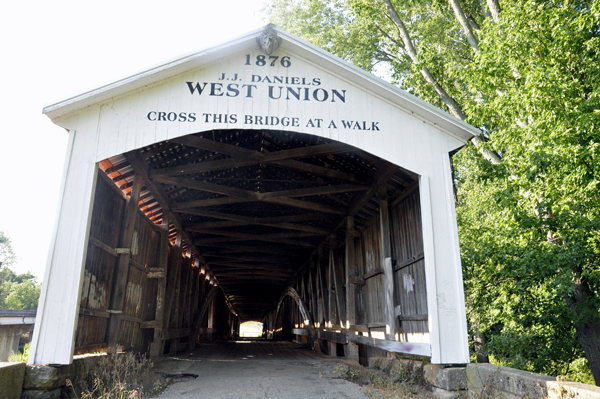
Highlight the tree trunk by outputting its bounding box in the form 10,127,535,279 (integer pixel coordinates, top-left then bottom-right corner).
448,0,479,51
567,270,600,385
486,0,501,22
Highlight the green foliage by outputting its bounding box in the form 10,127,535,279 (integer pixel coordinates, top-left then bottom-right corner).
263,0,600,382
0,231,40,310
0,230,16,269
9,342,31,363
566,357,596,386
1,279,41,310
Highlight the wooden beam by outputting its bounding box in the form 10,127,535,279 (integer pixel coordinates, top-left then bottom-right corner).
271,159,372,185
379,186,397,341
198,243,311,256
331,243,346,329
107,174,143,351
183,209,329,235
123,150,206,264
151,140,352,178
345,216,357,329
161,177,349,214
194,233,315,247
150,218,170,357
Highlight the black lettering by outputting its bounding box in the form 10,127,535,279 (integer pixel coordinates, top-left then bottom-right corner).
313,88,329,102
147,111,157,121
371,122,380,131
268,86,283,100
226,83,240,97
286,87,301,100
242,84,257,98
331,89,346,103
341,120,353,129
158,112,167,121
188,113,197,122
361,121,370,130
210,83,224,96
186,82,208,95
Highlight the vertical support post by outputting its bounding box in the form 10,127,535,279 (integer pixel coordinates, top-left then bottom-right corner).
106,174,143,351
150,219,170,357
345,216,357,328
379,186,396,341
327,246,334,329
345,216,360,360
331,244,346,329
163,232,182,354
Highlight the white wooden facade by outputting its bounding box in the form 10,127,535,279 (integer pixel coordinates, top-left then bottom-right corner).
30,25,476,365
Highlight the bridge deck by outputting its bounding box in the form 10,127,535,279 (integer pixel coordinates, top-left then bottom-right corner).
153,340,369,399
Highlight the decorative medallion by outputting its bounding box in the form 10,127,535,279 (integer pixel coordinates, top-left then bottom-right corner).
256,24,282,55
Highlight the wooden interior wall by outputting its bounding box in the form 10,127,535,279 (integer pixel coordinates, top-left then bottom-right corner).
390,188,428,341
76,171,125,353
75,168,236,356
280,185,428,350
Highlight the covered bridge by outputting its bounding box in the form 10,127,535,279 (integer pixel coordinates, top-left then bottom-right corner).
30,25,476,366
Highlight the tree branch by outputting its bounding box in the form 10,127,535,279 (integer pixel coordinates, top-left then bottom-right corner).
448,0,479,52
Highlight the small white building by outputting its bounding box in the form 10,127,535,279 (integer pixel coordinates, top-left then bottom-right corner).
30,25,476,366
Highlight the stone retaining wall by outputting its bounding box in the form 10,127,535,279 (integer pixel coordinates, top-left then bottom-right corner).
467,363,600,399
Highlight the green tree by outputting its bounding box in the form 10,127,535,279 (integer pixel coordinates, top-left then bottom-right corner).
264,0,600,384
0,231,40,311
0,230,16,269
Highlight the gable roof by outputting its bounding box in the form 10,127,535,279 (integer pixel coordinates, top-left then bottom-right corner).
42,24,479,142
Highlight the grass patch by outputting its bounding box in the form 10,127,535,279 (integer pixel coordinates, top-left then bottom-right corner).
8,342,30,362
67,351,169,399
334,360,436,399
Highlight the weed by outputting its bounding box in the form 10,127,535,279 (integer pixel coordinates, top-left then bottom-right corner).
8,342,30,362
67,350,159,399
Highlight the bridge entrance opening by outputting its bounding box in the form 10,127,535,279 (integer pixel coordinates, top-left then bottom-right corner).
74,128,427,361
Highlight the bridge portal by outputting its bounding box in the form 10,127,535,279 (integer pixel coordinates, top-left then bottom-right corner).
30,25,476,366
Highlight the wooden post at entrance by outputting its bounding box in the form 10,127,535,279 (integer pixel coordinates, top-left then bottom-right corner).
345,216,357,328
163,232,183,354
106,174,143,352
379,186,397,341
331,243,346,329
345,216,360,360
150,219,170,357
